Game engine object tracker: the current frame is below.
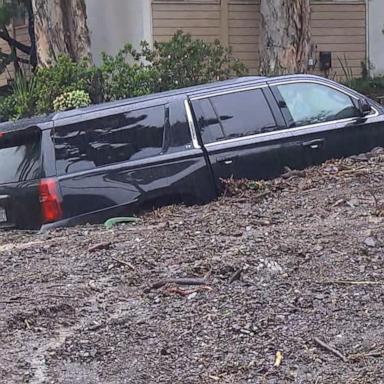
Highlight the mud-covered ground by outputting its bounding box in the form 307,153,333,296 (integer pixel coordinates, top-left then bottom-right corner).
1,150,384,384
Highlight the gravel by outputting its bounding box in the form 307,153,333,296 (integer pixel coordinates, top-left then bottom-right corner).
1,149,384,383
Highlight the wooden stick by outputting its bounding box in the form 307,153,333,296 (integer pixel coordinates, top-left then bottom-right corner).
149,277,208,291
322,280,384,286
88,241,111,252
229,268,243,284
111,257,135,270
313,337,348,363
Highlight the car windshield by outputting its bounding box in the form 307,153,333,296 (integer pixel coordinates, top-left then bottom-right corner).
0,128,42,184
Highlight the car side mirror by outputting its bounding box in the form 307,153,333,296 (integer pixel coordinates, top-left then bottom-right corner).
358,98,372,117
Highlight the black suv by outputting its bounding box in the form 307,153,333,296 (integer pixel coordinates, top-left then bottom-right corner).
0,75,382,230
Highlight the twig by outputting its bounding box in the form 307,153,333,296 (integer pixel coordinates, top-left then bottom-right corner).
88,242,111,252
313,337,348,362
229,268,243,284
368,189,379,211
282,169,306,179
348,351,383,361
148,277,208,291
320,280,384,286
111,257,135,270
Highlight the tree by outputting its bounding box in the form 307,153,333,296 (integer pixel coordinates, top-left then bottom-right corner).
32,0,92,67
0,0,37,75
259,0,311,75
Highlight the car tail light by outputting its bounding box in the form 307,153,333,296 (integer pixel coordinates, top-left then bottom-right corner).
39,178,63,223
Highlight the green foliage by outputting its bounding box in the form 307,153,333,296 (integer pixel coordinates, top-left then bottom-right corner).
53,90,91,112
33,55,100,114
144,31,248,91
347,77,384,102
0,74,36,120
0,31,249,121
100,44,159,101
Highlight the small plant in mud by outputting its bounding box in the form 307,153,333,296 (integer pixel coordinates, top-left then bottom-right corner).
221,178,267,197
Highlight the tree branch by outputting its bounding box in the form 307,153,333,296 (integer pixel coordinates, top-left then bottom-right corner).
0,26,31,55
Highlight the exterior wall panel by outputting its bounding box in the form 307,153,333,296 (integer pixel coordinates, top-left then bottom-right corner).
152,0,367,79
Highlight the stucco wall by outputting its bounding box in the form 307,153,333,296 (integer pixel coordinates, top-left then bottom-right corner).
368,0,384,75
85,0,152,65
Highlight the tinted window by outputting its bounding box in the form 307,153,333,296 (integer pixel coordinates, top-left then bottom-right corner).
54,105,165,175
193,89,276,144
166,102,192,152
210,89,276,140
0,128,41,184
277,83,360,127
192,98,225,144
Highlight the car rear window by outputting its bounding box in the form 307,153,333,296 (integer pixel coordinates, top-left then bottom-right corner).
54,105,166,175
0,128,42,184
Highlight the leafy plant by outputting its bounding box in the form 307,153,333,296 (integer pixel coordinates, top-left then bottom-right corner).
100,44,159,101
0,31,249,121
53,90,91,112
142,31,248,91
33,55,100,114
0,74,37,120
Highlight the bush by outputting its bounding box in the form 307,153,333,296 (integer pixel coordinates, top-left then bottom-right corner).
344,77,384,103
33,55,101,115
53,90,91,112
100,44,159,101
100,32,247,100
0,75,37,121
0,31,248,121
143,31,248,91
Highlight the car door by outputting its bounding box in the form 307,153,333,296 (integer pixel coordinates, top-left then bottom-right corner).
190,85,303,187
269,80,384,169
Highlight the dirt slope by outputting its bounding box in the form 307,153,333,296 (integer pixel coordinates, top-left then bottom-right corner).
1,149,384,384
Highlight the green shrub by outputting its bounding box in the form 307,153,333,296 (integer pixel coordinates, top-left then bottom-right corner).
143,31,248,91
53,90,91,112
0,31,248,120
34,55,101,114
0,75,37,121
0,95,17,121
100,44,159,101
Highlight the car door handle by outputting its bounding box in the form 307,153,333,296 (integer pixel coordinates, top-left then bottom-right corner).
216,155,237,165
302,139,325,150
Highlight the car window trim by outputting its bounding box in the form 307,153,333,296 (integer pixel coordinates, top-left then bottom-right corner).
54,101,168,128
184,99,200,149
190,84,268,101
270,79,359,99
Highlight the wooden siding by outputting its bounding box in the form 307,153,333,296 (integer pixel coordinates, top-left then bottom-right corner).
152,0,367,80
311,2,366,78
0,23,31,87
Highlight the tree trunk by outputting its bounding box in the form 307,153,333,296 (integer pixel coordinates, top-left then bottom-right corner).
32,0,91,67
259,0,311,75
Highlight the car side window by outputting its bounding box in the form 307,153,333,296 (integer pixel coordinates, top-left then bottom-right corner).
54,105,165,175
193,88,276,144
166,101,193,153
276,83,360,128
192,98,225,144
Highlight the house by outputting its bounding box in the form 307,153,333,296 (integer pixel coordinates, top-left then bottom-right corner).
86,0,370,78
1,0,383,87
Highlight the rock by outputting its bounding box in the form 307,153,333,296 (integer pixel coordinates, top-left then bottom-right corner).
364,237,376,248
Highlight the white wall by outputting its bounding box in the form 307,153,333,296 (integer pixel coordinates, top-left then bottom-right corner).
368,0,384,75
85,0,152,65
